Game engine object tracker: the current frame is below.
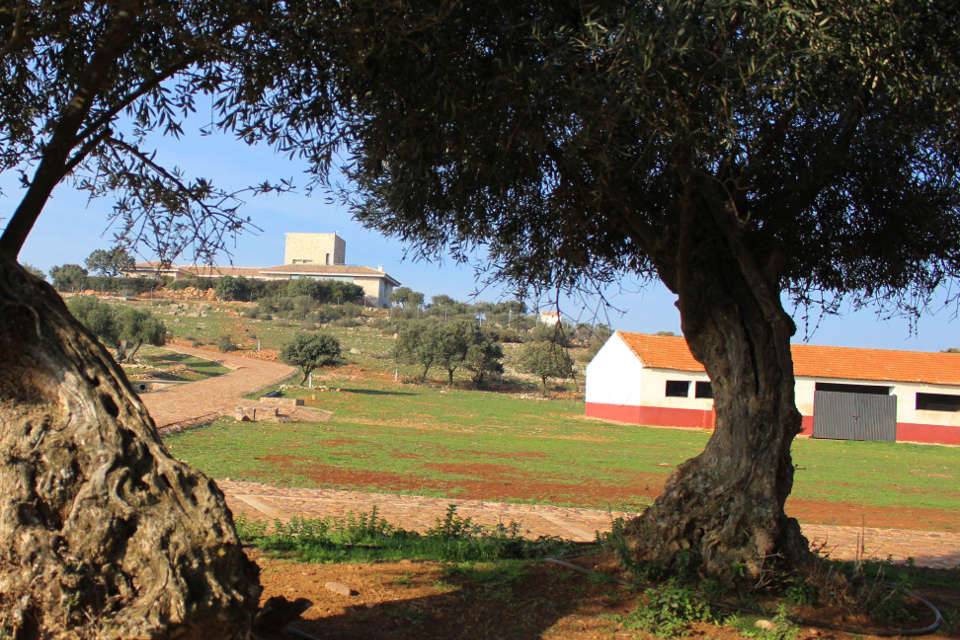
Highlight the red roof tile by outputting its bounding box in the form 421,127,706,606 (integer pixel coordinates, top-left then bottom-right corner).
617,332,960,386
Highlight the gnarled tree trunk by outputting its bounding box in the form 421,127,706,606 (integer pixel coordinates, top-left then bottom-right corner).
626,202,812,582
0,257,259,638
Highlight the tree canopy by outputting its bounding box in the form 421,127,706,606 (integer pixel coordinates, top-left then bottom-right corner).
281,333,342,383
222,0,960,580
67,296,166,361
85,246,135,277
49,263,88,291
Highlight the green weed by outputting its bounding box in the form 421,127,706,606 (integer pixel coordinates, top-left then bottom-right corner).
237,506,572,564
620,580,714,638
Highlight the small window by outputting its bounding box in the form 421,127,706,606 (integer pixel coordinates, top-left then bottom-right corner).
916,393,960,412
815,382,890,395
695,381,713,398
665,380,690,397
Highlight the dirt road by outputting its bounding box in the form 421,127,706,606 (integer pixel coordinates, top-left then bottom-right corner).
140,345,295,431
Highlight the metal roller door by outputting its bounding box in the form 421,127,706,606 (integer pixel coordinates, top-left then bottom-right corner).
812,391,897,441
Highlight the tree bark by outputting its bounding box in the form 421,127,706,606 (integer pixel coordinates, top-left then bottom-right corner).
0,258,259,638
625,203,812,583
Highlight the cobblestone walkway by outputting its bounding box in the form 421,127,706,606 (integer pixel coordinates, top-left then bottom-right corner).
141,346,295,431
220,480,960,570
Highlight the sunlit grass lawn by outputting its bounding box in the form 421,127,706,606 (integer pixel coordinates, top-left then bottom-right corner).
127,345,230,381
166,374,960,518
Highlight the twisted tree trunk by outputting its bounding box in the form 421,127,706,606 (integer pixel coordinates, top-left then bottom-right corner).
626,201,812,583
0,257,259,638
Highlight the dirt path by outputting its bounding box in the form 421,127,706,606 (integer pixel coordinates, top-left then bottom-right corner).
219,479,960,570
140,345,295,431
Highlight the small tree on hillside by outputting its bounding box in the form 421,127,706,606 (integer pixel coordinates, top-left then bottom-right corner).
282,333,342,384
85,247,135,277
394,321,441,382
68,297,120,347
49,264,89,292
463,328,504,387
434,321,472,385
390,286,424,310
116,308,166,362
520,342,574,395
67,298,165,362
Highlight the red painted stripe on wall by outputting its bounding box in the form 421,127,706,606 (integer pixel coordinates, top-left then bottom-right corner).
585,402,714,429
586,403,960,445
896,422,960,445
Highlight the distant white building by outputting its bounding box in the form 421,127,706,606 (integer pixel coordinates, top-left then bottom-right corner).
585,331,960,446
538,310,561,326
124,233,400,307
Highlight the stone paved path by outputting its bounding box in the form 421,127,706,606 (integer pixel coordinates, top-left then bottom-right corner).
219,480,960,570
141,345,295,431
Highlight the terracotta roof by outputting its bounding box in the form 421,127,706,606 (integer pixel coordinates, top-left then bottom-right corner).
260,264,382,275
260,264,401,284
179,265,267,278
129,262,400,285
616,331,960,386
128,261,179,271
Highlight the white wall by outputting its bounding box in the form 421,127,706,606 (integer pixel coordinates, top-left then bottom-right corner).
585,333,646,406
637,368,715,411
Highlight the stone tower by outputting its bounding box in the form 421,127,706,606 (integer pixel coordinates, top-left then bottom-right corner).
283,233,346,266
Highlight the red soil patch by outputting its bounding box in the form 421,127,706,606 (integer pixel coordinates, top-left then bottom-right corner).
785,498,960,532
254,455,960,532
256,455,664,506
424,462,525,477
253,551,641,640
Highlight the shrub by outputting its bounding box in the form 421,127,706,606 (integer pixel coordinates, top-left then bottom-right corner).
623,580,714,638
217,335,238,352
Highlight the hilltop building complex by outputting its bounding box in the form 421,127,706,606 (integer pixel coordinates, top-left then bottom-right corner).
125,233,400,307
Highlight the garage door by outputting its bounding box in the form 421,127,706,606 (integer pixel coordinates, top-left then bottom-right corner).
812,391,896,441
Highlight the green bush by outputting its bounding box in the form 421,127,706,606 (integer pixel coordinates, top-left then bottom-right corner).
623,580,714,638
234,505,571,564
169,276,216,291
217,334,238,352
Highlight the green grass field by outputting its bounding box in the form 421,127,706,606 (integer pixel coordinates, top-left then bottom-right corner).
166,373,960,526
126,345,230,382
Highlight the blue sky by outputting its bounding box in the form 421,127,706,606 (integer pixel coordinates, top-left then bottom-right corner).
4,125,958,353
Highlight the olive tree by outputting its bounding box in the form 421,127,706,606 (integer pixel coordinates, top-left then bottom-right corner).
85,246,135,277
0,1,291,635
281,333,342,383
49,263,89,291
519,341,574,395
230,1,960,581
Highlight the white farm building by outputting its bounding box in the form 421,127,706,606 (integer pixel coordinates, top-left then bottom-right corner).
585,332,960,445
